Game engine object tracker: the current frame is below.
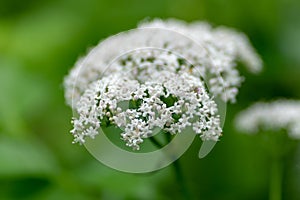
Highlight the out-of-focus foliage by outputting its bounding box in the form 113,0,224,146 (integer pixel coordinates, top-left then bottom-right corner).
0,0,300,199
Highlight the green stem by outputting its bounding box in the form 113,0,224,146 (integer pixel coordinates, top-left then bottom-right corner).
149,135,191,200
149,136,163,149
172,158,191,200
269,157,282,200
164,132,191,199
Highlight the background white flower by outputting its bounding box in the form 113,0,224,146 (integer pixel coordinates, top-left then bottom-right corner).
235,99,300,139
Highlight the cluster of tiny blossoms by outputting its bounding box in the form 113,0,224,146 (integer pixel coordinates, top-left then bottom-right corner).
235,100,300,139
64,19,262,106
65,18,262,149
71,70,222,150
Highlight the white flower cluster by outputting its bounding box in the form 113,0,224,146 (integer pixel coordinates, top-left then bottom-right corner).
65,18,263,149
235,100,300,139
64,18,262,106
71,68,222,150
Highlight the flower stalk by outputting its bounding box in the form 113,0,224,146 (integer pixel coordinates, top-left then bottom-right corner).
269,157,282,200
149,135,191,200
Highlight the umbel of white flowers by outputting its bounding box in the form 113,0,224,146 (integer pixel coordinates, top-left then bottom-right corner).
64,18,262,150
235,100,300,139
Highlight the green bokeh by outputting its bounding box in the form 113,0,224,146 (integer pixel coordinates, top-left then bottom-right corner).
1,0,300,199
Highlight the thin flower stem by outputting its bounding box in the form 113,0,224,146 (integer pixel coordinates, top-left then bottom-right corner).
269,157,282,200
149,135,191,200
164,133,191,199
149,137,163,149
172,158,191,200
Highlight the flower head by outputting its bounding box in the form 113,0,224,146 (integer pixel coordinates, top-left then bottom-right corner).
235,100,300,139
64,18,263,149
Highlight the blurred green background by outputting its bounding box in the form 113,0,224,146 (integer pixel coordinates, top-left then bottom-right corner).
1,0,300,199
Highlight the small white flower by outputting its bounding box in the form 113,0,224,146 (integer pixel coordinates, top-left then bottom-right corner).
235,99,300,139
